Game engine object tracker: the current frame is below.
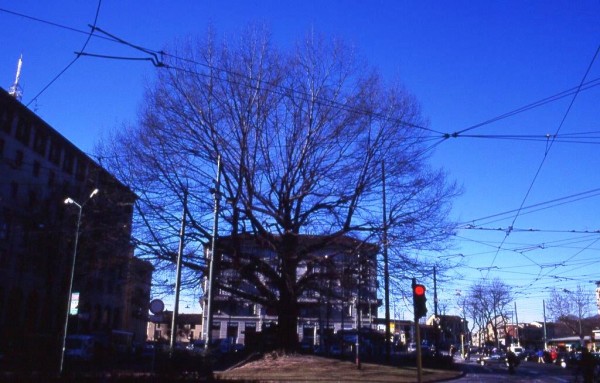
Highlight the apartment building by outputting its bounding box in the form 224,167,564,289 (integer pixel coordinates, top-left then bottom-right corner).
0,87,152,369
200,234,380,349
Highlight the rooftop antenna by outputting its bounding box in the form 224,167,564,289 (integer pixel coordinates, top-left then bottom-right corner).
8,55,23,101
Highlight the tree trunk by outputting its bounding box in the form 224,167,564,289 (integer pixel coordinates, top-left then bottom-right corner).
274,233,300,352
277,293,299,352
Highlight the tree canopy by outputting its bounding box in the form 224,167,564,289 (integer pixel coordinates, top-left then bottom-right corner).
462,278,512,347
98,26,458,350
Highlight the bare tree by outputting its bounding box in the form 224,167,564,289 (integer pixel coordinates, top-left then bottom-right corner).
464,278,512,347
546,285,594,338
98,26,457,351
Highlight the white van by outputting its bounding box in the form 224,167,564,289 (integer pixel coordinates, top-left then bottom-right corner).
510,345,524,357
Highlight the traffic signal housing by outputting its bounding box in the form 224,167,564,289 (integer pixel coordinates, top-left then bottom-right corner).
413,284,427,319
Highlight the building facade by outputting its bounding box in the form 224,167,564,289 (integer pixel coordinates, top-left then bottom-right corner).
147,311,202,345
0,88,152,370
200,235,379,349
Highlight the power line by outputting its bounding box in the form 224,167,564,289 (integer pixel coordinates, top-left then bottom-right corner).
485,44,600,277
21,1,103,108
446,77,600,137
461,226,600,235
6,6,600,155
458,187,600,228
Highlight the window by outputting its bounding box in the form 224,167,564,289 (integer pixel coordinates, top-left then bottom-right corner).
28,190,37,207
10,182,18,199
0,138,4,158
62,150,74,174
75,159,87,181
33,128,48,156
48,140,61,165
15,150,23,168
0,218,8,240
33,161,41,177
15,117,31,146
0,109,13,133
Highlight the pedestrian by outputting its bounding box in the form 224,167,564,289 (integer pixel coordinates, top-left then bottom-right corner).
579,348,595,383
506,350,518,375
536,349,544,363
550,348,558,364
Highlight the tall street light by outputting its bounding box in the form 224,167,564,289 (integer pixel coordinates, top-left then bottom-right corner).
59,188,99,375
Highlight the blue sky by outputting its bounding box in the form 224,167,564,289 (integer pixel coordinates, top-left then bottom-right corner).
2,1,599,323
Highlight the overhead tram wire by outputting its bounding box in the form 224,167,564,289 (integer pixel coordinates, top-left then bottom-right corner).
445,77,600,138
1,8,442,139
6,7,600,149
457,187,600,228
19,1,103,108
74,25,443,139
483,44,600,277
453,131,600,145
5,5,600,151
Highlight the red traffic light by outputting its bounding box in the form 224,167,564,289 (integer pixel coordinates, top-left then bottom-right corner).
413,284,426,296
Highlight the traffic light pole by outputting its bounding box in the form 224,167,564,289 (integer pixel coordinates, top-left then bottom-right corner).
415,315,423,383
412,278,423,383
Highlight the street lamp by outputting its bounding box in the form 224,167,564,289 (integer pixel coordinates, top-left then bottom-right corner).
59,188,99,375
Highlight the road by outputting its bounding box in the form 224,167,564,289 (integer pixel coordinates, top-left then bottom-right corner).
453,357,578,382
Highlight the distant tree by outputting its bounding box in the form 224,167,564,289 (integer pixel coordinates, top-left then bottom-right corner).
98,25,458,352
546,285,595,338
464,278,512,347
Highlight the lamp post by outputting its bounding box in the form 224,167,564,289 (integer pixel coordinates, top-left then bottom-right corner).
59,188,98,375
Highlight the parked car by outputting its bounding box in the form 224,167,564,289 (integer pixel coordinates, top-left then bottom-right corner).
558,351,581,369
329,345,342,356
407,342,433,355
478,351,508,367
210,338,244,354
186,340,206,354
64,335,99,361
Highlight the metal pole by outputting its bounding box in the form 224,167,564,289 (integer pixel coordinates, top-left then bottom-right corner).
433,266,439,354
170,189,187,355
413,278,423,383
381,161,391,361
59,203,81,375
59,189,98,375
514,301,519,346
205,156,221,348
543,300,548,350
355,252,362,369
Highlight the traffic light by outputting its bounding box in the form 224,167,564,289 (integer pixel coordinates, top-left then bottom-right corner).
413,284,427,319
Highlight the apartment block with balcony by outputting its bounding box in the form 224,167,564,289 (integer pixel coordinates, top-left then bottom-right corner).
200,234,380,350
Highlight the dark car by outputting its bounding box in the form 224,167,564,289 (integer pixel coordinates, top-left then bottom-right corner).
558,352,581,369
478,351,508,367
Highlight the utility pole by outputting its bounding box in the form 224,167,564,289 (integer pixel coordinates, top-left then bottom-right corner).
205,156,221,348
433,266,439,354
514,301,519,346
382,161,391,361
542,300,548,350
355,253,362,370
433,267,438,318
170,188,187,356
